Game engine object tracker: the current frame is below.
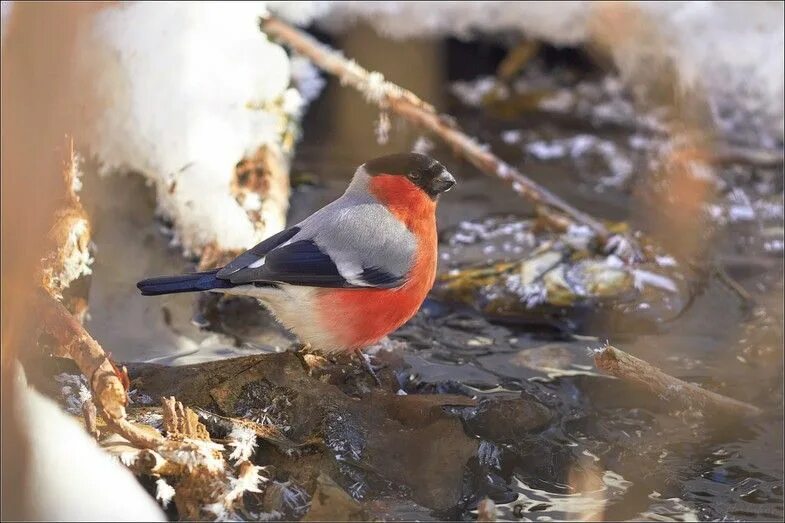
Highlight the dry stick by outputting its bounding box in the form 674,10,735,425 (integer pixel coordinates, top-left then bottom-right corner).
713,143,784,168
594,345,762,418
36,291,165,449
713,264,754,309
260,16,610,243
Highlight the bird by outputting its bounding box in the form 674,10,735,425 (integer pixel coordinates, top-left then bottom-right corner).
137,152,456,369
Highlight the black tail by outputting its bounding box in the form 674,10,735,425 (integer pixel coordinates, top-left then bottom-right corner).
136,269,235,296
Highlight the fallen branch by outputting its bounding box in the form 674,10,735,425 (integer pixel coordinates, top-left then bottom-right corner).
713,264,754,310
38,139,93,312
260,15,610,243
713,143,784,168
593,345,762,418
36,291,165,448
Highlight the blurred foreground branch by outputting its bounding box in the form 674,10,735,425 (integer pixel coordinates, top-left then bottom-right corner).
37,292,165,448
260,15,610,243
594,345,762,418
38,293,257,516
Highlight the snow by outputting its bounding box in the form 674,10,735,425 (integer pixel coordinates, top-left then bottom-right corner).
159,438,226,473
321,2,592,45
11,364,166,521
321,1,784,147
24,1,776,258
155,478,176,509
289,55,326,104
76,2,323,256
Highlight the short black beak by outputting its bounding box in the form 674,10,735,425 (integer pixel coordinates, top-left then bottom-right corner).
431,171,456,194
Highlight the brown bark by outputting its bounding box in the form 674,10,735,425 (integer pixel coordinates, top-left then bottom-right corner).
594,345,762,418
36,292,165,448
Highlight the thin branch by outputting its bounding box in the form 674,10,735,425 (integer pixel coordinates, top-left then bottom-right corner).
36,291,165,448
593,345,762,418
713,264,754,310
712,143,784,168
260,15,610,242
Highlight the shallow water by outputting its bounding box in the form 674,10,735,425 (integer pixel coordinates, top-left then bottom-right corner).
80,34,783,521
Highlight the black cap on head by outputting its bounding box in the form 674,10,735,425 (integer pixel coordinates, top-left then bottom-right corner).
363,153,456,198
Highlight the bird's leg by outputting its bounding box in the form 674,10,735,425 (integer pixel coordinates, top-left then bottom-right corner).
355,349,382,387
292,342,314,371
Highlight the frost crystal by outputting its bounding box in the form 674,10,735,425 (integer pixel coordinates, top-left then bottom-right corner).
225,464,268,506
55,373,92,414
155,478,176,509
363,71,388,104
161,438,225,472
205,502,241,522
119,451,139,467
228,425,258,464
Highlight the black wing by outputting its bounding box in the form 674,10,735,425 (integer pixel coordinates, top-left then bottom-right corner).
216,226,300,279
225,239,402,289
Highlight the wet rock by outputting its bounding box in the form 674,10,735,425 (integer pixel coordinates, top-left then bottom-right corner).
305,350,402,395
363,416,478,510
461,442,519,509
362,497,437,521
262,479,311,520
435,216,701,335
127,352,482,512
367,391,476,427
462,395,553,443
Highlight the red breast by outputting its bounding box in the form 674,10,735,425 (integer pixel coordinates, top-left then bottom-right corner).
317,175,437,350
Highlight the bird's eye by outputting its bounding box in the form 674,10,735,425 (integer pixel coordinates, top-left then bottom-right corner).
408,171,421,181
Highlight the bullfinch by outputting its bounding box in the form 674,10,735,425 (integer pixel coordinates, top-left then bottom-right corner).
137,153,456,358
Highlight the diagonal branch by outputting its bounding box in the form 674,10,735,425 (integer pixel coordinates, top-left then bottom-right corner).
37,291,165,449
594,345,762,418
260,15,610,242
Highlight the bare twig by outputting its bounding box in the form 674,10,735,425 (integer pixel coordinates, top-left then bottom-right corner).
36,291,165,448
259,15,610,242
712,143,784,168
594,345,762,418
713,264,754,310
